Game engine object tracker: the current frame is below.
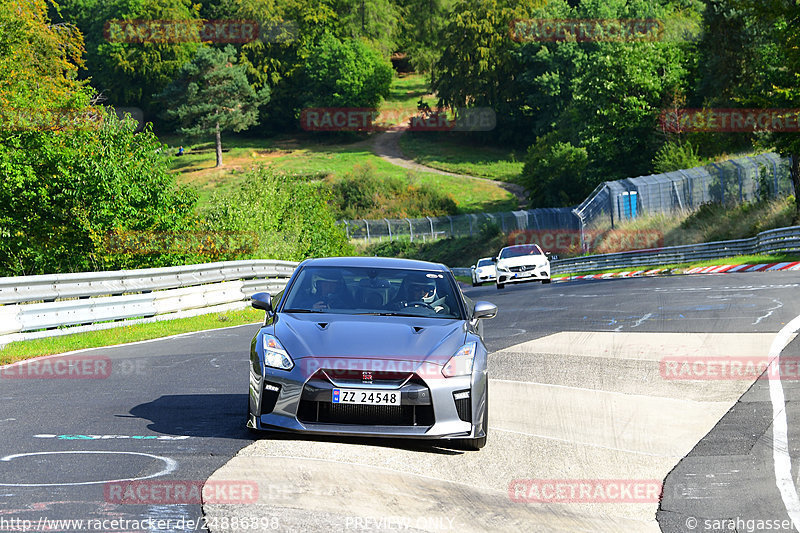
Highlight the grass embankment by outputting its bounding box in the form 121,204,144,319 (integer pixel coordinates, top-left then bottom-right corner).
398,132,525,182
366,197,799,268
163,73,517,214
0,308,264,364
587,196,796,250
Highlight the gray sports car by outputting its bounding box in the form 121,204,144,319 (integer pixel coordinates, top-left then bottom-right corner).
247,256,497,450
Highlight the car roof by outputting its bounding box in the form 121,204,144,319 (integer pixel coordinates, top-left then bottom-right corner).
296,256,450,272
500,244,541,251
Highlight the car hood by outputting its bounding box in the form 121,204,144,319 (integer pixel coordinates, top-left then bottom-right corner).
497,255,548,268
273,313,468,363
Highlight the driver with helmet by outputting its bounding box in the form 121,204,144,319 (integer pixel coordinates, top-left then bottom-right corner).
390,274,441,312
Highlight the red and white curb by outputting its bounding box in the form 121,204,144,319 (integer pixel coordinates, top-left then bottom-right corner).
683,262,800,274
552,262,800,282
552,269,668,282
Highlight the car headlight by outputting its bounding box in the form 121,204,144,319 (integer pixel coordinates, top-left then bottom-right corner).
496,264,509,272
442,342,476,378
262,334,294,371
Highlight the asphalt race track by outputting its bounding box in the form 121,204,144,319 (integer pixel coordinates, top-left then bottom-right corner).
2,272,800,532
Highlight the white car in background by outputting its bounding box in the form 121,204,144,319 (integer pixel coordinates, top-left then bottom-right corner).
495,244,551,289
471,257,497,286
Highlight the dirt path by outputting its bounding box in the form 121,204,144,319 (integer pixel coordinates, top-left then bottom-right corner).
371,129,528,208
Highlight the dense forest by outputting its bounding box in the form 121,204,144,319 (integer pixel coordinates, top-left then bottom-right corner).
1,0,798,275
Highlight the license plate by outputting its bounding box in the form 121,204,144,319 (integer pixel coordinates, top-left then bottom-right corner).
514,271,533,278
332,389,401,405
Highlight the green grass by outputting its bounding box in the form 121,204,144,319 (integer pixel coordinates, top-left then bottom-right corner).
0,308,264,364
238,144,517,214
163,135,516,214
379,73,432,126
398,132,525,182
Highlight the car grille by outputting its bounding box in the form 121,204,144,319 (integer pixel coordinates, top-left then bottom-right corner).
508,265,535,272
297,401,434,426
297,368,435,426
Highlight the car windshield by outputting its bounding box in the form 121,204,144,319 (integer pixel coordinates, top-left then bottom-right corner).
477,259,494,267
499,245,543,259
281,266,464,319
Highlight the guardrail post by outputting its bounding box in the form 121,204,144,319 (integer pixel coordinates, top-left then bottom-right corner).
426,216,434,239
406,218,413,242
363,219,370,243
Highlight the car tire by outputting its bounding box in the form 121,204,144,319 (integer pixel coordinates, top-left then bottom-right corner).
472,281,479,287
542,278,551,284
461,389,488,451
496,282,504,289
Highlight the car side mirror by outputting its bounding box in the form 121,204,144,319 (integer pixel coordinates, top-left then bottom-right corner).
473,301,497,320
545,251,552,259
251,292,272,313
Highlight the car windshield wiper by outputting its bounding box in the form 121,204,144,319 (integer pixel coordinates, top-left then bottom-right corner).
282,308,328,313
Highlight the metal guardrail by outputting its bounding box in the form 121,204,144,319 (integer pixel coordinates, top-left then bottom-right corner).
3,224,799,344
551,225,800,275
0,260,298,339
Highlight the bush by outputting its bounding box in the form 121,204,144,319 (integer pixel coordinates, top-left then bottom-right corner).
0,109,198,276
652,140,703,173
520,133,590,208
202,168,353,261
328,163,458,219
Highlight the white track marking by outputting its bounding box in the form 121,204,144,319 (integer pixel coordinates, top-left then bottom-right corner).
0,451,177,487
754,299,784,325
768,314,800,531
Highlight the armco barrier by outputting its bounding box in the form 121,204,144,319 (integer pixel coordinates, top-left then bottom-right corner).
551,225,800,274
3,224,800,345
0,260,298,342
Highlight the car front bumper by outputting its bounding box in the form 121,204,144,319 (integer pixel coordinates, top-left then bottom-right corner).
497,267,550,284
248,357,487,440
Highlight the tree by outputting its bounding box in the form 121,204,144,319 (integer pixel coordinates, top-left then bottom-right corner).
396,0,454,75
300,34,392,109
158,45,270,167
745,0,800,221
331,0,400,56
52,0,202,113
1,0,90,112
521,132,589,207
